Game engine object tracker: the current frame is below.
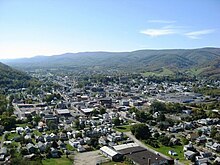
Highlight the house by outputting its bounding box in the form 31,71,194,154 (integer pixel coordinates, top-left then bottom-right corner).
67,132,72,139
199,151,212,158
0,147,7,161
186,132,199,141
57,141,66,150
50,148,61,158
3,141,12,145
168,150,178,156
44,135,52,142
196,135,207,144
100,146,122,161
170,137,180,145
16,127,24,134
24,134,32,140
69,139,80,148
183,142,194,151
183,122,195,130
77,145,86,152
99,136,107,146
214,157,220,164
37,141,46,152
59,132,68,141
184,150,196,160
26,143,38,154
206,142,220,152
36,136,45,143
211,143,220,152
182,110,192,114
195,157,210,165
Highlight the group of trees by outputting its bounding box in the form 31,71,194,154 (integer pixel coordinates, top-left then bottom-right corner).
0,94,17,131
129,107,152,123
43,93,62,103
193,87,220,97
130,124,151,140
91,107,106,116
210,126,220,143
150,101,186,114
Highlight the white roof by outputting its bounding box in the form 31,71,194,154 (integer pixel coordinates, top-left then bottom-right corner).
185,150,195,156
100,146,118,157
81,108,94,113
113,143,139,151
56,109,70,114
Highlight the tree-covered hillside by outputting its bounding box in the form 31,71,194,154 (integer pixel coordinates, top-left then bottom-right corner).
0,62,33,89
3,47,220,78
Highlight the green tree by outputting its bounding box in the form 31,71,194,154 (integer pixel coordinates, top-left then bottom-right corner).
150,101,167,113
131,124,151,140
197,130,203,136
0,116,16,131
156,113,166,121
33,115,41,123
159,136,171,146
99,108,106,115
113,117,121,126
47,120,57,130
210,126,217,138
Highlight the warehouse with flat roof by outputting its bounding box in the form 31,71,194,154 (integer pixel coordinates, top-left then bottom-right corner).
100,146,123,162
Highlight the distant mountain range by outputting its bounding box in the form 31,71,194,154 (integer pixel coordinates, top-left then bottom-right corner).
2,47,220,78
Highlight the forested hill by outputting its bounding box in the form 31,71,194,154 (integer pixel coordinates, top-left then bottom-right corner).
2,47,220,78
0,62,32,89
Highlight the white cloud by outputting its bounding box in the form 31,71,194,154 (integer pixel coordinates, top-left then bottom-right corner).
148,19,176,24
185,29,215,39
140,27,177,37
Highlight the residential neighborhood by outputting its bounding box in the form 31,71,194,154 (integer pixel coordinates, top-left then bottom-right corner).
0,72,219,165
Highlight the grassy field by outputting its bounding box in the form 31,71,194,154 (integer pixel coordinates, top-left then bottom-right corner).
114,125,131,132
42,156,74,165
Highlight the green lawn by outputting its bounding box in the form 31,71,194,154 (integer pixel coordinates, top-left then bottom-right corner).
16,123,32,127
33,130,42,136
66,143,75,151
7,132,18,140
145,144,191,165
42,156,73,165
115,125,131,132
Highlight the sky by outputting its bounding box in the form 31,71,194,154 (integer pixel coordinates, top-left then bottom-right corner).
0,0,220,59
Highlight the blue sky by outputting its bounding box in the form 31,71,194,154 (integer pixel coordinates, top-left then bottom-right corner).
0,0,220,59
